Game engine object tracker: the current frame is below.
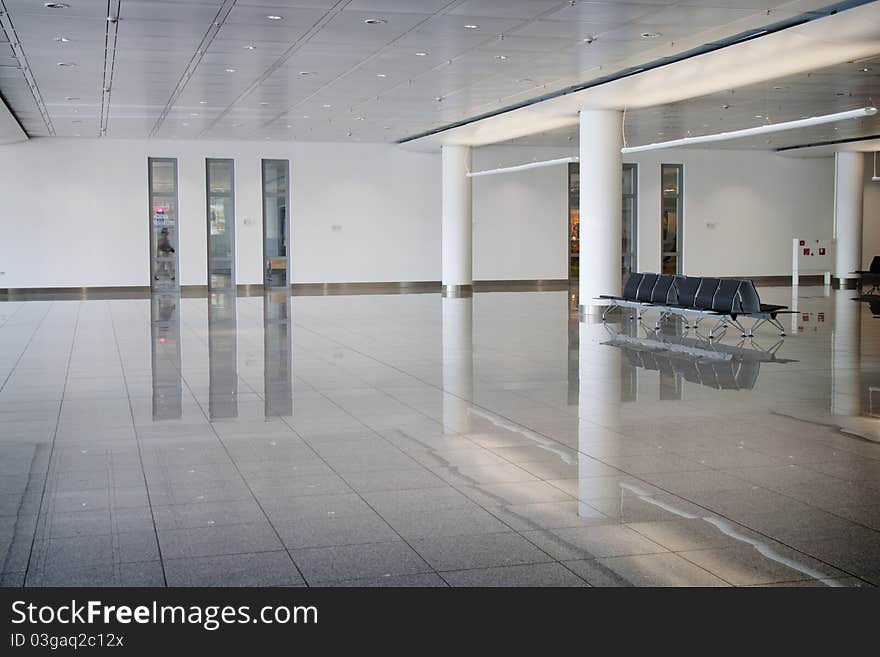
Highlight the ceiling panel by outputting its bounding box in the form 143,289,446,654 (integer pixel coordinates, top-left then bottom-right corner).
0,0,875,143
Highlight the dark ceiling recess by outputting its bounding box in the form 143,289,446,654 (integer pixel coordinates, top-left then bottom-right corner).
776,133,880,152
397,0,877,145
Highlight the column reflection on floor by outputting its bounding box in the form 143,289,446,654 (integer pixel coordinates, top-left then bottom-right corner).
150,293,182,421
207,290,238,420
441,296,473,434
832,289,862,417
263,290,293,418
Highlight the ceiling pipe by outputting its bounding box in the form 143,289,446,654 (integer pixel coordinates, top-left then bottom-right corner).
621,107,877,153
466,156,579,178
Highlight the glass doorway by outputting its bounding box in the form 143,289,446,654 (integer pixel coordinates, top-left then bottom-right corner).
568,163,638,281
206,159,236,291
262,160,290,289
148,158,179,293
661,164,683,275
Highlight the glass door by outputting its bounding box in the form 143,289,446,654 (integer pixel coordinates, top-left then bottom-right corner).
661,164,683,275
148,158,179,293
622,163,638,279
206,159,236,291
568,163,638,281
568,162,579,281
262,159,290,288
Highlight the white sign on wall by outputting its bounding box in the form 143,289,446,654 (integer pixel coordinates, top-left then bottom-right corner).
792,238,833,287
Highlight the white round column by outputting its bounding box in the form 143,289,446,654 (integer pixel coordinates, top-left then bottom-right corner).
833,151,865,289
441,144,473,297
578,109,623,317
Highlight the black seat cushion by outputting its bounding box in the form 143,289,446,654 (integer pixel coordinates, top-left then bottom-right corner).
673,276,701,308
694,278,721,311
737,280,763,314
651,274,676,305
712,280,742,314
871,256,880,274
621,273,643,301
636,273,659,302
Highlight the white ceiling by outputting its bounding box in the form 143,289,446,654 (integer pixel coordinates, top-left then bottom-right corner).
497,54,880,152
2,0,874,146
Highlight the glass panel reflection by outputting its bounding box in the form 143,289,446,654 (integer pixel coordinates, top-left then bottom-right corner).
150,293,181,421
208,290,238,420
262,160,290,289
264,290,293,418
149,158,179,292
206,159,235,291
661,163,682,275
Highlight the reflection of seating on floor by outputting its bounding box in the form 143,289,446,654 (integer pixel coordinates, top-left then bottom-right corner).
854,256,880,295
599,273,793,338
854,293,880,317
603,329,794,391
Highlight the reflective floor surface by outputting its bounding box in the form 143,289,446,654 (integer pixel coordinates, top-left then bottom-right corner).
1,286,879,587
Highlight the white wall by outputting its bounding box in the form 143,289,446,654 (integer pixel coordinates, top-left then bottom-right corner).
471,145,571,281
0,138,440,288
627,148,834,277
471,145,834,282
861,152,880,268
0,136,843,289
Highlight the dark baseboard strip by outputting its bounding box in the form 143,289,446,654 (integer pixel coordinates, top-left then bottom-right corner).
0,277,811,301
727,275,824,287
291,281,440,296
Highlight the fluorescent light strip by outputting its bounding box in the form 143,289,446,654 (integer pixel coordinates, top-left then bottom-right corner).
622,107,877,153
467,156,578,178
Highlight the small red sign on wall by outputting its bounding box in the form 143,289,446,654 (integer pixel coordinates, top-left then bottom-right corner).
818,313,825,322
819,248,826,255
804,248,811,256
802,313,810,322
799,240,805,246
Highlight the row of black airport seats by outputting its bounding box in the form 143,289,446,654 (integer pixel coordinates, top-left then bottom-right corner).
602,272,787,318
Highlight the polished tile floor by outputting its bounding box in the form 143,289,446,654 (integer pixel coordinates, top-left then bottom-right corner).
1,285,879,587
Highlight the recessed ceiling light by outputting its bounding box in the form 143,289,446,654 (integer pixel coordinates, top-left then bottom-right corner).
260,102,269,106
190,112,199,117
56,61,76,67
54,36,71,43
302,115,309,119
298,71,313,76
364,18,387,25
244,45,256,50
376,73,387,78
861,67,871,72
464,24,478,29
415,51,429,57
286,124,292,128
657,131,664,136
225,68,236,73
199,100,208,104
754,114,763,118
722,104,730,109
266,15,283,21
355,116,365,120
494,55,508,60
182,122,189,127
44,2,69,8
322,104,332,108
65,96,78,101
641,32,661,38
